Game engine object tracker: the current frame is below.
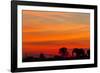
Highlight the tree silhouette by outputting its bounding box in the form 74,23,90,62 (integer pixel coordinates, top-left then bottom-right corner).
59,47,68,58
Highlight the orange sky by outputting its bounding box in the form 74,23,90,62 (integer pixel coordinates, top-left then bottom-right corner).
22,10,90,57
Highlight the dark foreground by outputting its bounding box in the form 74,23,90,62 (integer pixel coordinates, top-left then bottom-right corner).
23,47,90,62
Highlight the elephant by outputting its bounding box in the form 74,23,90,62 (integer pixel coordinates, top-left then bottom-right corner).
72,48,85,58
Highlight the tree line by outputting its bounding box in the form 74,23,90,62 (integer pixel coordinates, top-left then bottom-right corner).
23,47,90,62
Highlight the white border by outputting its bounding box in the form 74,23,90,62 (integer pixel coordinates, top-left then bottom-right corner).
17,5,94,68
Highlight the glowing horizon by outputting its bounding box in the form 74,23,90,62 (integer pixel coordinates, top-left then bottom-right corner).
22,10,90,56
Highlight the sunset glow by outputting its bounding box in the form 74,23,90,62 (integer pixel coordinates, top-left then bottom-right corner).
22,10,90,57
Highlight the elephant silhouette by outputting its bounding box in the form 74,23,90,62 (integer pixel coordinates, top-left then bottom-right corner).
72,48,85,58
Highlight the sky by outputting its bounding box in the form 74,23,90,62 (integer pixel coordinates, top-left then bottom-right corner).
22,10,90,57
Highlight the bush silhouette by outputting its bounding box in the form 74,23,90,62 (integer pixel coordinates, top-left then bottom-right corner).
23,56,34,62
39,53,45,59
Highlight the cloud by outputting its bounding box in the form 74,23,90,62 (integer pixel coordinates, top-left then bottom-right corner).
22,10,90,24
